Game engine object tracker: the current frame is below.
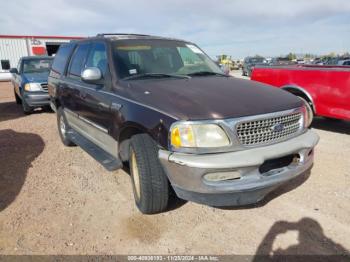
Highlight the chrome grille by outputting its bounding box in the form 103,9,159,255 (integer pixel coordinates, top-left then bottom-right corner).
41,83,48,92
236,112,303,146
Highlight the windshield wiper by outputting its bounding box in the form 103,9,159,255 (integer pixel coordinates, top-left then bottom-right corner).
123,73,190,80
186,71,228,77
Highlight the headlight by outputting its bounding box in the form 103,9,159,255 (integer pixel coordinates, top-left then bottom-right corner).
170,123,230,148
24,83,42,92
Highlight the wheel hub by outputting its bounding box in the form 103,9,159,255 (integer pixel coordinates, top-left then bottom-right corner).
131,151,141,201
60,116,66,137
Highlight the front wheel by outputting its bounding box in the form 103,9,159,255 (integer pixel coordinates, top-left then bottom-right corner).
14,90,21,104
21,98,32,115
129,134,169,214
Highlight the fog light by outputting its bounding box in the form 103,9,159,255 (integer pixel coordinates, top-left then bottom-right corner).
204,171,241,182
292,154,301,164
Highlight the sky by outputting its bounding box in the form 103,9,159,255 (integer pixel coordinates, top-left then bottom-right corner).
1,0,349,58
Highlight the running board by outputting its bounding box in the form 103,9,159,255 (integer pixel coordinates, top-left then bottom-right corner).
67,130,122,171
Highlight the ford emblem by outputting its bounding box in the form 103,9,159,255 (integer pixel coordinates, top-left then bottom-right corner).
271,123,285,132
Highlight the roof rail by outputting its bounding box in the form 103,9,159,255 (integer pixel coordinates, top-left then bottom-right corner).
96,33,151,37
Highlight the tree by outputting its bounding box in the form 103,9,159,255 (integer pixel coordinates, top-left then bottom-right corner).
287,53,297,61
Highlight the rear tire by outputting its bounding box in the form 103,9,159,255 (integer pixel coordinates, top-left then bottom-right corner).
57,107,75,147
129,134,169,214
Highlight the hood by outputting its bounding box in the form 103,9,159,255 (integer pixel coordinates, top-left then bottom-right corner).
22,71,49,83
120,76,303,120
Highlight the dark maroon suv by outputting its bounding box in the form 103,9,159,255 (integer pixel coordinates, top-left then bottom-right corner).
48,34,319,214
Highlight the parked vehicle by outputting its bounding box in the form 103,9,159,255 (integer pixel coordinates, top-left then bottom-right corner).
0,59,12,81
251,65,350,121
338,59,350,66
242,56,266,77
218,63,230,75
296,59,306,64
10,56,53,114
0,71,12,82
48,34,319,214
217,55,241,70
268,57,296,66
317,56,350,66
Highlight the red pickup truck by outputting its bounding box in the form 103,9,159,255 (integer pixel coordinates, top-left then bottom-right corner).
251,65,350,121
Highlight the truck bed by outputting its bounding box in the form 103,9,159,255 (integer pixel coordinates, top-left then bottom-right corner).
251,65,350,121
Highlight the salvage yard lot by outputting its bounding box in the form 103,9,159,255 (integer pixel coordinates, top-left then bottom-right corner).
0,80,349,255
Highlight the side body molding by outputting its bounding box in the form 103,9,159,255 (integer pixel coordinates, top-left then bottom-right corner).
64,108,119,157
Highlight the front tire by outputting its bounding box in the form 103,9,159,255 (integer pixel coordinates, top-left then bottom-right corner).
21,98,32,114
57,107,75,147
129,134,169,214
14,90,21,104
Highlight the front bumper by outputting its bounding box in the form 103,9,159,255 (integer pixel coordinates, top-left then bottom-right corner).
159,129,319,206
23,91,50,107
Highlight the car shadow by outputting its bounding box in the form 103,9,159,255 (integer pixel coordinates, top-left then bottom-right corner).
166,187,188,212
0,101,24,122
253,217,349,261
0,129,45,212
0,101,51,122
217,169,311,211
312,117,350,135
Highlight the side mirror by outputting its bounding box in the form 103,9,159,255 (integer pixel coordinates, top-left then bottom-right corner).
81,67,102,83
9,68,18,74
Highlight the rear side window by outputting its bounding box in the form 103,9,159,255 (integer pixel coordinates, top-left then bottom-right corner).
51,44,75,75
68,43,91,79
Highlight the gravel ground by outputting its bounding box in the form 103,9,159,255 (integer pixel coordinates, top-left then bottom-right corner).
0,80,349,256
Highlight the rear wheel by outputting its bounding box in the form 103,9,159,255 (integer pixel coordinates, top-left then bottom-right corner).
129,134,169,214
57,107,75,147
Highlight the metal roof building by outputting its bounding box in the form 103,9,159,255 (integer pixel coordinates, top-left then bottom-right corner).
0,35,83,80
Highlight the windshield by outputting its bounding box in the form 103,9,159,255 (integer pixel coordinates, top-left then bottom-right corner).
113,39,223,79
22,59,53,74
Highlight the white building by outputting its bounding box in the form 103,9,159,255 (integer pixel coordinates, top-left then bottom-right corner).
0,35,82,80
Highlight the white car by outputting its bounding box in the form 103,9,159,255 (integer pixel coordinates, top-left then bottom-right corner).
0,70,12,81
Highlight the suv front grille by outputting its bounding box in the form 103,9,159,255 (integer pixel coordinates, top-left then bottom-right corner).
41,83,48,92
236,112,303,146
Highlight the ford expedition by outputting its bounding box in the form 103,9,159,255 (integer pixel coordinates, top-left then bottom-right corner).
48,34,319,214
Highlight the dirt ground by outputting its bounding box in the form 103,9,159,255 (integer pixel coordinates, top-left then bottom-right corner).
0,80,349,256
